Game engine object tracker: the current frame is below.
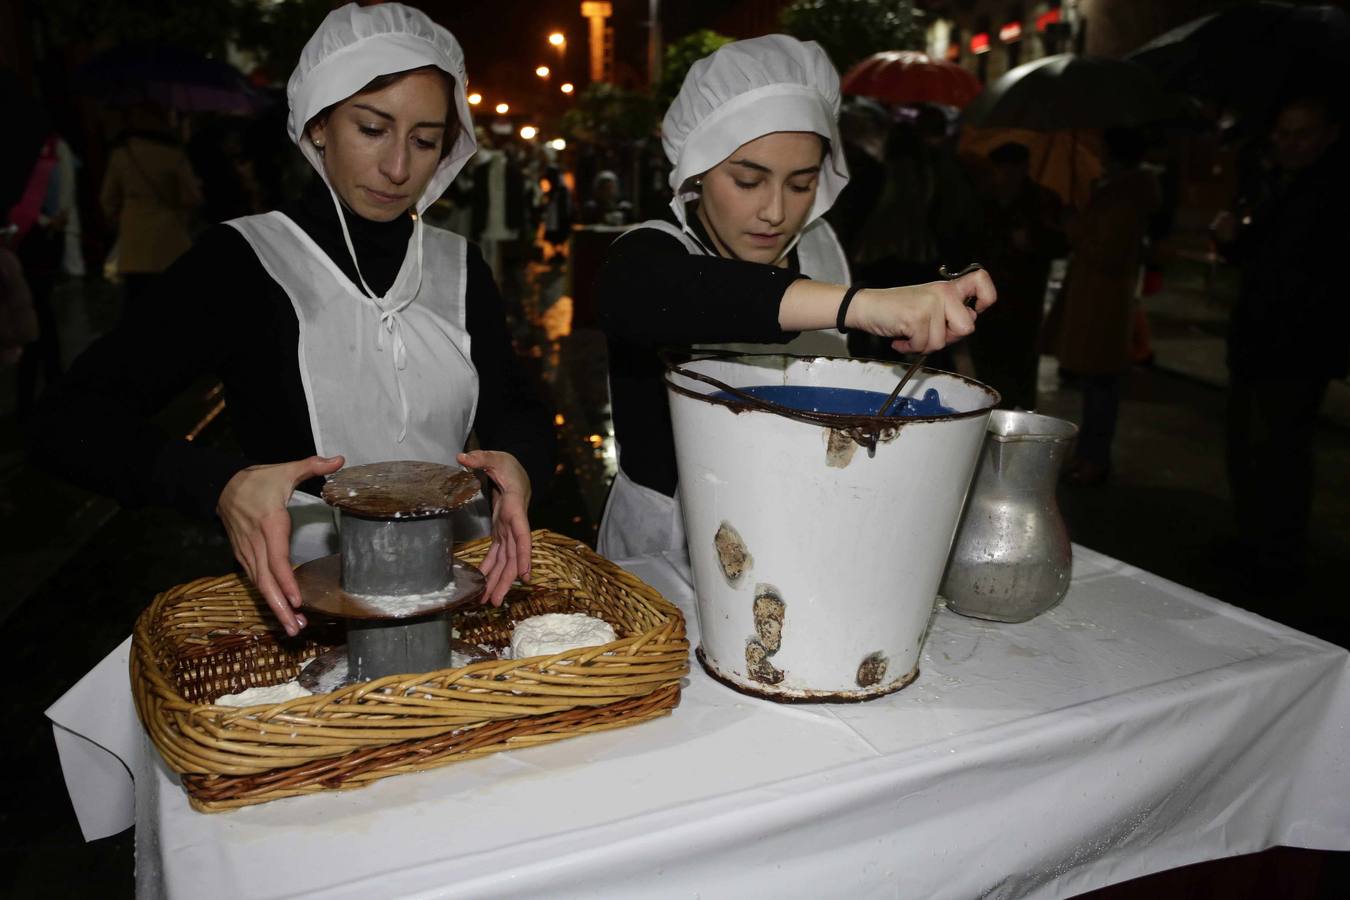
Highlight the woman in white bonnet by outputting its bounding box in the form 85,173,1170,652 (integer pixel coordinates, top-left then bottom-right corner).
596,35,997,559
34,3,552,631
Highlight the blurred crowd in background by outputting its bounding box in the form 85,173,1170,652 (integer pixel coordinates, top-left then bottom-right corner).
2,0,1347,593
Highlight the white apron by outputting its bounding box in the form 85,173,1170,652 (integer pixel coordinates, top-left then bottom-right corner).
227,212,485,564
596,217,851,560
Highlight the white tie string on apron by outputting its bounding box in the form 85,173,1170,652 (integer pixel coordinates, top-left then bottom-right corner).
330,187,426,441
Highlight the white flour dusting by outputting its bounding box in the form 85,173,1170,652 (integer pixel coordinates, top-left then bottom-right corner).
349,586,455,617
215,681,312,707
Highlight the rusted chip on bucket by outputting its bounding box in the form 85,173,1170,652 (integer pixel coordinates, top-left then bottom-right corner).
825,429,858,468
745,639,784,684
752,585,785,653
699,647,921,703
714,522,753,585
856,652,888,687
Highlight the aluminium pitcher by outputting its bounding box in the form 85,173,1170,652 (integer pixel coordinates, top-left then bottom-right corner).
940,410,1078,623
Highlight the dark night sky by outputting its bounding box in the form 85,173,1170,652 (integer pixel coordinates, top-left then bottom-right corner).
413,0,762,121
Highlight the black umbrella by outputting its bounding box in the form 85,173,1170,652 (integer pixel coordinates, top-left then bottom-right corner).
79,45,267,114
963,55,1196,132
963,55,1195,208
1127,2,1350,125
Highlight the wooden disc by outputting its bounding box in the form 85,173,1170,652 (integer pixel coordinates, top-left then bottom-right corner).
295,554,487,621
321,461,482,519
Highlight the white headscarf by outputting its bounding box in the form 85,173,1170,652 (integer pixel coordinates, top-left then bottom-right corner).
662,34,849,237
287,2,475,217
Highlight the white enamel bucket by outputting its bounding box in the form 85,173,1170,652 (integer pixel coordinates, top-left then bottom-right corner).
666,353,998,702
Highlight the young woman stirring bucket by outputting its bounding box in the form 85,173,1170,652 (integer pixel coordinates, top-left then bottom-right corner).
596,35,997,559
34,4,553,630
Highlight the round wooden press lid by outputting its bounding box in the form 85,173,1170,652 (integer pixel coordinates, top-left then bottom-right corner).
321,461,483,520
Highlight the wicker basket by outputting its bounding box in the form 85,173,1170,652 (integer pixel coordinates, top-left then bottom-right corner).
131,530,689,811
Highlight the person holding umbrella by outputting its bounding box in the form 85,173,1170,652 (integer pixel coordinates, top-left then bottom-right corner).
969,140,1067,412
2,68,77,419
99,101,203,315
33,3,553,632
1213,92,1347,589
595,35,997,559
1043,128,1160,485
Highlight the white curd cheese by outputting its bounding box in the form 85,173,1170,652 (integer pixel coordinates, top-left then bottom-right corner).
215,680,313,707
510,613,617,660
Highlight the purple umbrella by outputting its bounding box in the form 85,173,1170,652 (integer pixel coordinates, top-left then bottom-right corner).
79,45,268,114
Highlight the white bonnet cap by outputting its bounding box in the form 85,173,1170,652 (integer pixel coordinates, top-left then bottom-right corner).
287,2,475,215
662,34,848,230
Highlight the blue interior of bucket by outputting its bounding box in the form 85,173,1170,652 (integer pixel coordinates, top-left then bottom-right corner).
711,385,954,417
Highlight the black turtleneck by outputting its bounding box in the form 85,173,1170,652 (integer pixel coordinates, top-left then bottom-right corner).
32,178,554,519
287,178,414,295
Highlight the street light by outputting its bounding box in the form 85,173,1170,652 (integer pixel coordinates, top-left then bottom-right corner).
560,82,575,95
467,92,482,105
535,65,550,78
495,102,510,115
519,125,538,140
549,138,567,151
548,32,565,47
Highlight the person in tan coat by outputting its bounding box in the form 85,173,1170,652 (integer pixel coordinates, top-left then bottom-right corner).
1047,128,1160,484
100,104,202,314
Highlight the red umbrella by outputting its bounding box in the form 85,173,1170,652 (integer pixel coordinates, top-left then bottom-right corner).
841,51,981,108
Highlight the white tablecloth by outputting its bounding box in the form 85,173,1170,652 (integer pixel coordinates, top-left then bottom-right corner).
50,546,1350,899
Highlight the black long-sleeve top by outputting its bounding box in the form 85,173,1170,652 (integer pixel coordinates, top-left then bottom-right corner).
1216,155,1350,380
598,212,807,497
32,178,554,519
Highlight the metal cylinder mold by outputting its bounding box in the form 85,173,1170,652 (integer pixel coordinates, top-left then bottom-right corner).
339,511,456,680
347,612,453,681
306,460,486,683
339,513,455,596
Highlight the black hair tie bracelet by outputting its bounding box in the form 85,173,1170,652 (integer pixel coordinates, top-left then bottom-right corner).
836,284,865,334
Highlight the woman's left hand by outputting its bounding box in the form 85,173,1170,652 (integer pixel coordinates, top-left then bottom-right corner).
458,450,532,606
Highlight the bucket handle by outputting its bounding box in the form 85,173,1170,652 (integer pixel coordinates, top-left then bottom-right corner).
661,349,895,454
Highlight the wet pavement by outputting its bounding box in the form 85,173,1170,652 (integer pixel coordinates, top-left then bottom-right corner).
1,242,1347,897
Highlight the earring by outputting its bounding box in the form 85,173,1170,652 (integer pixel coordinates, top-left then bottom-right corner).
312,139,325,150
694,178,702,187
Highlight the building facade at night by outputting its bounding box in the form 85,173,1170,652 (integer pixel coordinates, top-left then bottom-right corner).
919,0,1266,83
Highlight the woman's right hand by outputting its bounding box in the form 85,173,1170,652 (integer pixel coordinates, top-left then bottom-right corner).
848,268,998,354
216,455,345,636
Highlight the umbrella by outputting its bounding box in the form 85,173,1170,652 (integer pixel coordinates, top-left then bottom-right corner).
842,51,982,109
79,45,267,114
963,55,1195,131
959,126,1102,210
1127,2,1350,125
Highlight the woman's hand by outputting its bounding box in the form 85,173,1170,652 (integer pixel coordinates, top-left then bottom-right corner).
849,268,998,353
216,454,345,636
458,450,532,606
